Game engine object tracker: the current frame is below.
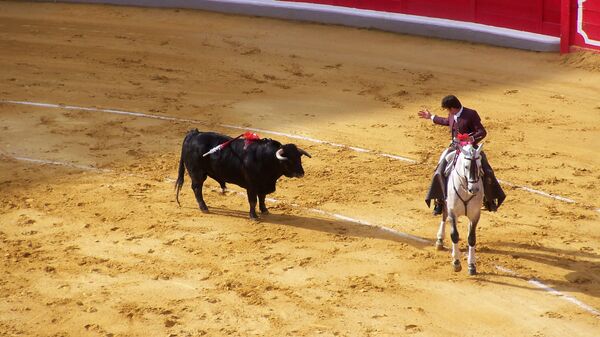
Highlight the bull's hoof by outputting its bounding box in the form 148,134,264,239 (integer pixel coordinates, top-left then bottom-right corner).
435,239,444,251
249,213,259,221
452,260,462,272
199,206,209,213
260,209,269,215
468,264,477,276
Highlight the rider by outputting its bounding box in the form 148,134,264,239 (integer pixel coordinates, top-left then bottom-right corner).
418,95,505,215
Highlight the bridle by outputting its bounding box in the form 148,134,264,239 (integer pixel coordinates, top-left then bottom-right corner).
451,147,482,216
461,154,481,186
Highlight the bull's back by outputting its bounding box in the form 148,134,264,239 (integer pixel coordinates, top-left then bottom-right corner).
183,131,248,188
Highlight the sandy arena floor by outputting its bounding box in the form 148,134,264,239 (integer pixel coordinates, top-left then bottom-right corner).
1,1,600,336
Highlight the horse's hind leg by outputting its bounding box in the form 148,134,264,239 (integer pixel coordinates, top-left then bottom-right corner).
436,204,447,250
449,213,462,272
467,216,480,275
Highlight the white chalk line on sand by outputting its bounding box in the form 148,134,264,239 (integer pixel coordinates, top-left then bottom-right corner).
9,156,111,172
2,100,200,123
3,99,596,211
497,179,576,204
498,180,599,213
495,266,600,317
7,153,600,319
1,100,417,163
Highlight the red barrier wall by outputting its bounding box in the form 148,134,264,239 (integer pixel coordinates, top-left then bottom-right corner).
570,0,600,50
284,0,562,36
282,0,600,52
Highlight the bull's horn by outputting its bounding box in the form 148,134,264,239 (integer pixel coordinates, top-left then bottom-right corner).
299,148,312,158
276,148,288,161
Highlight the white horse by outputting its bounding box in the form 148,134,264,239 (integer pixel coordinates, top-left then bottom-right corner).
436,143,484,275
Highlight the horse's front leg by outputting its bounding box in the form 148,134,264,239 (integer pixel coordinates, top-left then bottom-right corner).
435,202,448,250
449,211,462,272
467,214,480,275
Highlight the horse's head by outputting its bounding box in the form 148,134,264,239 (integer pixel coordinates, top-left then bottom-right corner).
458,143,484,195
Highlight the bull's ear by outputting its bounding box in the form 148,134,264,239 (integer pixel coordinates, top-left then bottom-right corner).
299,148,312,158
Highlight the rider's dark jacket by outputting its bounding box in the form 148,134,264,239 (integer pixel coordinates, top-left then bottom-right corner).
433,107,487,145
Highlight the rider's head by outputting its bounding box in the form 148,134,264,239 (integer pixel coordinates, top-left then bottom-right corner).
441,95,462,115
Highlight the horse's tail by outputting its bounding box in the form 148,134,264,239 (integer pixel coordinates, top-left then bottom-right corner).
175,129,198,206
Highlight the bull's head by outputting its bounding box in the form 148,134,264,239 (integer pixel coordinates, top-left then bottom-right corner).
275,144,311,178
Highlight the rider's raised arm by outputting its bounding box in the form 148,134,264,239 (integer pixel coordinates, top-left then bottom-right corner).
432,115,450,126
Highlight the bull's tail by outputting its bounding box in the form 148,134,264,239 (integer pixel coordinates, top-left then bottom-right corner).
175,145,185,207
175,129,198,206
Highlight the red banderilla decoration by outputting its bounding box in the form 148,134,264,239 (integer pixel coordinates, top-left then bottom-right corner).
203,131,260,157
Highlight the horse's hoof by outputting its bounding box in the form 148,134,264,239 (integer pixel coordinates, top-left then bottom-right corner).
452,260,462,272
260,209,269,215
468,264,477,275
435,240,444,251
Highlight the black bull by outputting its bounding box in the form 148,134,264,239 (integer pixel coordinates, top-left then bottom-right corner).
175,129,311,219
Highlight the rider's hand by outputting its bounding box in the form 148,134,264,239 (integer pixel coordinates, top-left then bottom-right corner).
418,109,432,119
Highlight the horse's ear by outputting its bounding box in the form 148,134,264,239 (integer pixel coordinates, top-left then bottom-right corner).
476,143,484,155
